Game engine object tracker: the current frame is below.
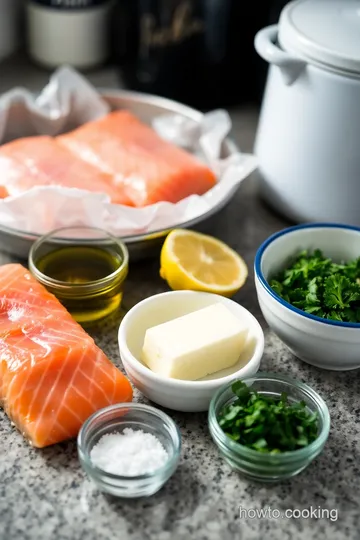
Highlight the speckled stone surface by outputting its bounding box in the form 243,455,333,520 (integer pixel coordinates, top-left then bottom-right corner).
0,56,359,540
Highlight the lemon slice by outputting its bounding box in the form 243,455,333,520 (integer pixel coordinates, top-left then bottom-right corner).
160,229,248,297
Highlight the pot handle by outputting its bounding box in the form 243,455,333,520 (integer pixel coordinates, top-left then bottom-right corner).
254,25,306,86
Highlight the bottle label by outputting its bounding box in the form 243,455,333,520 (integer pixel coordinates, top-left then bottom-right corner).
31,0,108,9
121,0,236,106
139,1,204,52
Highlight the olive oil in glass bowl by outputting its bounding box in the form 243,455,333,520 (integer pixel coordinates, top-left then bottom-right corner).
29,227,129,324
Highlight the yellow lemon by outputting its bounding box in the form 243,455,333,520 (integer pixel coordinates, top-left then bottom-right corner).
160,229,248,297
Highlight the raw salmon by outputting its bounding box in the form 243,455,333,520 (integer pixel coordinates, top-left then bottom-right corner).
0,264,133,448
0,136,134,206
58,110,217,207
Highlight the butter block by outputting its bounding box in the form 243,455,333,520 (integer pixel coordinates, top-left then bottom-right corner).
141,303,248,381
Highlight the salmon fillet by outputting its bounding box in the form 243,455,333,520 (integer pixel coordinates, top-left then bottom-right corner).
58,110,217,207
0,136,134,206
0,264,133,448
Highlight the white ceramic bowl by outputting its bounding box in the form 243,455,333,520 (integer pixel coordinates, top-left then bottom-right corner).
118,291,264,412
255,223,360,371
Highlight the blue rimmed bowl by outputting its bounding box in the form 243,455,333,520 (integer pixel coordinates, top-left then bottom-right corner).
254,223,360,371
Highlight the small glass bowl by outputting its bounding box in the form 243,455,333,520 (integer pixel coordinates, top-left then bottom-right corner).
29,226,129,324
208,372,330,483
77,403,181,498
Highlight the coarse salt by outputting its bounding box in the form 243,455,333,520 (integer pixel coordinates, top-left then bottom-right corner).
90,428,169,476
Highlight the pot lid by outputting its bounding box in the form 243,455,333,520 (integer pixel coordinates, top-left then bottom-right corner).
278,0,360,74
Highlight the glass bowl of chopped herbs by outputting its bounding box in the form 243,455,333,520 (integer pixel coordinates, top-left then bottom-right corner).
254,223,360,370
208,373,330,482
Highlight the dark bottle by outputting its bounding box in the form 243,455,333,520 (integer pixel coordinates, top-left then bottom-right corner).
112,0,270,110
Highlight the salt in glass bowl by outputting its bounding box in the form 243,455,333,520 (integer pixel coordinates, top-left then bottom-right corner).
77,403,181,498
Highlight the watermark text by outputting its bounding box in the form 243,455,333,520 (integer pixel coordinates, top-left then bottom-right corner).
239,506,338,522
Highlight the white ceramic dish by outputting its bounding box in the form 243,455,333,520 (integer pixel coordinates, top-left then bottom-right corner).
118,291,264,412
0,90,240,261
255,223,360,371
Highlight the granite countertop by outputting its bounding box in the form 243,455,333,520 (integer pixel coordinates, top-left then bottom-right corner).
0,55,359,540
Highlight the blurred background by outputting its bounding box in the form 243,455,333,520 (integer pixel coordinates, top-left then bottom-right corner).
0,0,290,109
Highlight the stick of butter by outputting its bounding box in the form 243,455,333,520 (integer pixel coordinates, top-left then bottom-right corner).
141,303,248,381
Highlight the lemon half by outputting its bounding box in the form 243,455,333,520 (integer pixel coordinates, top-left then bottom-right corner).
160,229,248,297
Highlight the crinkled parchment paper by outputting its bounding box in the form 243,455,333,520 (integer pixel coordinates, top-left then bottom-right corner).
0,67,257,236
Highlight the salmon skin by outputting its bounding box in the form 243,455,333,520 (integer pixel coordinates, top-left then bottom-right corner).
0,136,134,206
58,110,217,207
0,264,133,448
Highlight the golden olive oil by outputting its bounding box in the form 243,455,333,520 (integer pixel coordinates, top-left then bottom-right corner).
35,246,128,324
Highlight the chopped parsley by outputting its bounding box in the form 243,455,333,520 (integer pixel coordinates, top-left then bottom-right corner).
218,381,318,453
269,249,360,323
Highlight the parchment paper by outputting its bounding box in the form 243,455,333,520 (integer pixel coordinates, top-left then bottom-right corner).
0,67,257,236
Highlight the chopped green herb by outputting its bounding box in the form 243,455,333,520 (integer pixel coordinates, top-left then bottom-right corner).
218,381,318,453
269,250,360,323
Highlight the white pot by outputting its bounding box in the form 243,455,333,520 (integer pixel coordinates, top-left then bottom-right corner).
254,0,360,226
0,0,21,61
